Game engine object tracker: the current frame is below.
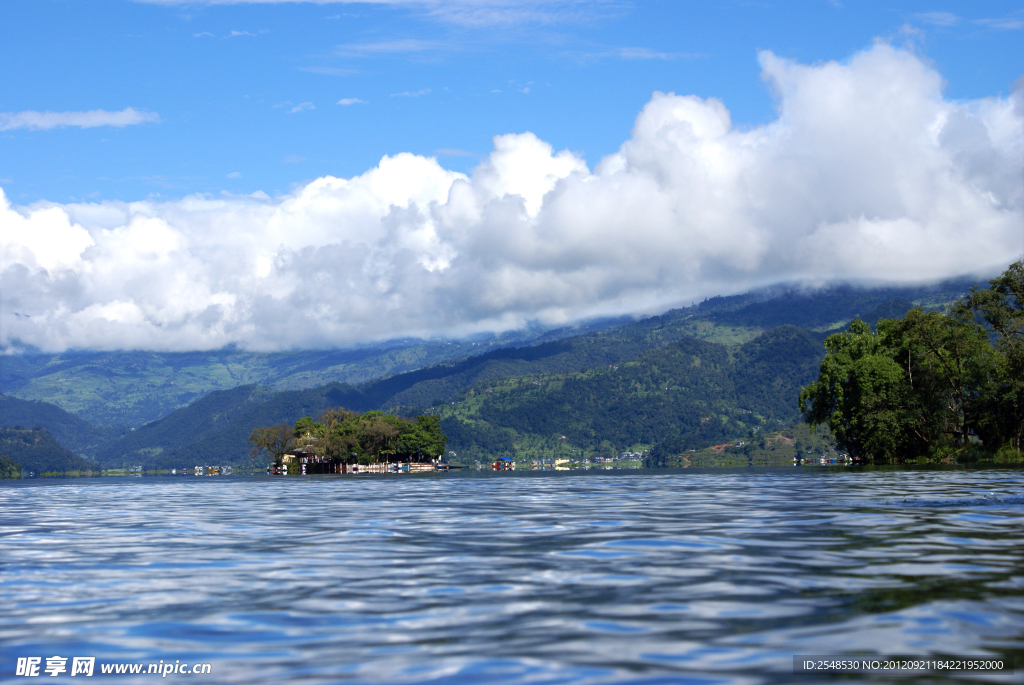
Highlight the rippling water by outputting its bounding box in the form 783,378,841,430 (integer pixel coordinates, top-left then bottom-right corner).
2,468,1022,683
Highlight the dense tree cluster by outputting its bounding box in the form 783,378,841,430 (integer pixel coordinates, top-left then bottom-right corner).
249,408,446,466
800,261,1023,464
0,454,22,479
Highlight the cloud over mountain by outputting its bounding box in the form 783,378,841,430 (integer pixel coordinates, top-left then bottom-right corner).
1,44,1021,352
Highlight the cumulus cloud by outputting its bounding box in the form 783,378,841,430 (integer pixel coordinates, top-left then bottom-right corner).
1,43,1021,352
0,107,160,131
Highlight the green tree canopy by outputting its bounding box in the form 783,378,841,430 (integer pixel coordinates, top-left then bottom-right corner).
800,260,1023,463
248,423,294,463
958,260,1024,452
252,408,447,466
0,454,22,479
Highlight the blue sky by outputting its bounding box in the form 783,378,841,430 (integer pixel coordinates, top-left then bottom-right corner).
1,1,1022,352
2,0,1022,203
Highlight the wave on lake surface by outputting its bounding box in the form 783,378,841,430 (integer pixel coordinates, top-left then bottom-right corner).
1,468,1022,684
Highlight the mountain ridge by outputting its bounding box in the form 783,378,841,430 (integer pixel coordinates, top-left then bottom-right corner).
0,277,978,468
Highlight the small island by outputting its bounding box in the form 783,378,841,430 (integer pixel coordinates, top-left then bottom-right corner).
249,409,448,475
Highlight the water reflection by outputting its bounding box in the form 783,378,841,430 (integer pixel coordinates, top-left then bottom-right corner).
1,468,1022,683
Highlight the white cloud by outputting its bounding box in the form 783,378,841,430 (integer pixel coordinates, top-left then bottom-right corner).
0,108,160,131
915,11,960,27
974,15,1024,30
299,66,359,76
227,172,243,178
613,47,686,60
391,89,430,97
337,98,367,105
288,102,316,113
435,148,474,157
2,43,1021,352
131,1,605,26
915,10,1024,30
584,47,703,62
336,38,446,56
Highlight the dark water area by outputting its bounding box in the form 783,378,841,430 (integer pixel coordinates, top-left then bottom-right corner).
1,468,1022,684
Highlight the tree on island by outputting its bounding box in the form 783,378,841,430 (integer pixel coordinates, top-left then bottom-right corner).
248,423,294,464
248,408,447,468
799,260,1024,464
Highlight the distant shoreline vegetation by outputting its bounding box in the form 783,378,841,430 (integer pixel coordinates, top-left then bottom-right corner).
249,409,447,474
800,260,1023,465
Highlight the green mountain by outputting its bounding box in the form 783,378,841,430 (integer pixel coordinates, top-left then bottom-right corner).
98,384,277,467
2,277,979,469
91,325,822,468
697,280,969,329
0,321,630,427
355,284,968,415
1,279,970,428
102,383,367,469
0,428,96,475
435,325,826,464
0,394,126,458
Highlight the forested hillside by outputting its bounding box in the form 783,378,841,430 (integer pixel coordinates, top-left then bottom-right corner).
0,277,979,469
1,278,970,428
87,325,823,468
0,318,635,428
0,341,488,427
0,428,96,475
0,395,126,458
696,281,966,329
100,383,376,468
436,326,825,464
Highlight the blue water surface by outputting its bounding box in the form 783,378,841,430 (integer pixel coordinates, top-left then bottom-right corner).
1,468,1022,684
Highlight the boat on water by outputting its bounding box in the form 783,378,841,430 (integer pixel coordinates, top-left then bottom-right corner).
492,457,515,471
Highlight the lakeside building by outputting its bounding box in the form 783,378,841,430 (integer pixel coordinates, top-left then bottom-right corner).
270,447,451,475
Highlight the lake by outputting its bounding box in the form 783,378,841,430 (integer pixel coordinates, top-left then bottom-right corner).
1,468,1022,683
